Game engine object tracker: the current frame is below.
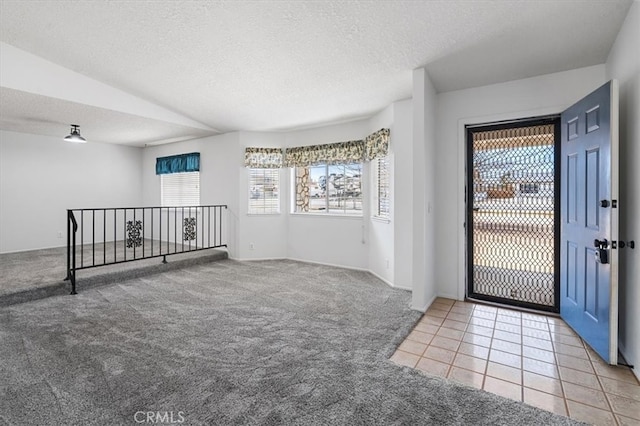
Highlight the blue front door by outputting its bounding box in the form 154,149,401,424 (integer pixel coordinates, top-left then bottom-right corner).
560,80,619,364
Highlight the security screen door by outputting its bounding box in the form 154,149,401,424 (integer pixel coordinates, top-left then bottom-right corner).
467,119,560,312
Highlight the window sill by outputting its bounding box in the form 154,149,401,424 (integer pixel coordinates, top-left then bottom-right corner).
289,212,363,220
371,216,391,224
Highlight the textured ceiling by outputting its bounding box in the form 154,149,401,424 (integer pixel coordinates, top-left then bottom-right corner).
0,0,633,145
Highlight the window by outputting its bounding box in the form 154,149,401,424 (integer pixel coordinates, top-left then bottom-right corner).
372,156,390,219
295,163,362,215
248,168,280,214
161,171,200,206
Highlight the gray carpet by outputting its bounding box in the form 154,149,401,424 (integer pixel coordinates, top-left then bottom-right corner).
0,257,582,425
0,244,228,306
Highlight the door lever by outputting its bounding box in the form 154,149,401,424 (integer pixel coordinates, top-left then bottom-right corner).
594,238,609,248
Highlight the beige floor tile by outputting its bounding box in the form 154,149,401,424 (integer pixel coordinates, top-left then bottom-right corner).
416,357,450,378
452,352,487,374
558,366,601,390
458,342,490,360
436,327,465,341
469,317,495,329
474,305,498,313
494,321,521,335
493,329,522,344
566,400,617,426
449,305,474,315
592,363,639,384
552,333,584,348
523,387,567,417
522,327,551,341
390,350,420,368
522,319,549,331
434,297,455,306
556,353,594,374
522,346,556,364
398,339,427,356
425,308,448,319
462,332,492,348
553,341,589,359
523,335,554,351
431,303,453,313
497,308,521,318
522,312,549,323
419,315,444,326
466,324,494,338
548,323,577,337
562,381,610,410
414,322,440,335
491,338,522,356
442,318,468,331
616,414,640,426
496,314,521,326
407,330,435,344
447,366,484,389
423,346,456,364
523,371,564,397
545,316,566,326
446,312,472,323
483,376,522,402
486,361,522,385
472,309,497,320
523,357,559,379
430,335,461,351
489,349,522,369
599,376,640,402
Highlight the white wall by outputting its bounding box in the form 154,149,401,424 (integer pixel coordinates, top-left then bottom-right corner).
392,99,414,290
367,105,395,285
284,120,371,270
434,64,608,301
141,133,241,257
606,1,640,378
0,130,142,253
411,68,438,311
237,131,288,260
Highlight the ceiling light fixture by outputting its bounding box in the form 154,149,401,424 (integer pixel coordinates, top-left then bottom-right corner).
64,124,86,143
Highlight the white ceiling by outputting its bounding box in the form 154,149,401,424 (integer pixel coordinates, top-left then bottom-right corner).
0,0,633,146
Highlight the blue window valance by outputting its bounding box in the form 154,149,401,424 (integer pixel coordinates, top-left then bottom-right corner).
156,152,200,175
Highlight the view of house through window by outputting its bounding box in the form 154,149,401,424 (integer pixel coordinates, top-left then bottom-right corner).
161,171,200,207
295,163,362,215
249,168,279,214
372,156,390,219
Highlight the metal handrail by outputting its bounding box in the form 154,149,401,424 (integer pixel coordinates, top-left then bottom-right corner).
65,205,228,294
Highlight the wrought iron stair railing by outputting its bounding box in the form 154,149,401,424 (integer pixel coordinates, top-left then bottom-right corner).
65,205,227,294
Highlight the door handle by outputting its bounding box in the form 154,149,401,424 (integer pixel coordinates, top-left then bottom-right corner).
594,238,609,248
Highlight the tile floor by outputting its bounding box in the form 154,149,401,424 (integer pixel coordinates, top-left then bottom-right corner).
391,298,640,426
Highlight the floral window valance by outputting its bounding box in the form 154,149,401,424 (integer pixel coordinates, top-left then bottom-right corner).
283,139,364,167
244,147,284,168
156,152,200,175
365,128,390,160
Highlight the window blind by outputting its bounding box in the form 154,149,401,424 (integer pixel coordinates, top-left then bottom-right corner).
248,169,279,214
161,172,200,207
373,156,390,218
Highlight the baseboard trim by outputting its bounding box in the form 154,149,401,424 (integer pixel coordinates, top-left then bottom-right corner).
228,256,287,262
618,342,639,381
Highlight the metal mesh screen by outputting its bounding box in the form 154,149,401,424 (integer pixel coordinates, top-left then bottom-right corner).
470,124,555,307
